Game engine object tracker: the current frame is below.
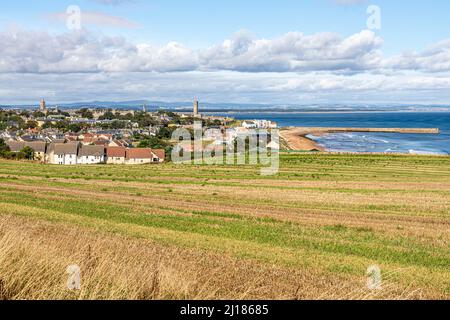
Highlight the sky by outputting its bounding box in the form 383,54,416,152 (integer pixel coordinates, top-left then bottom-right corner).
1,0,450,105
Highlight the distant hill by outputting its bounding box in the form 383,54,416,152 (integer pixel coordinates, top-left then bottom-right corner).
2,101,449,113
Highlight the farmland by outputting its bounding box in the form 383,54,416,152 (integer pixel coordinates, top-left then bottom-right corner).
0,154,449,300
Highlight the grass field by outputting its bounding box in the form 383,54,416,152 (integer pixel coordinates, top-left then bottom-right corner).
0,154,449,300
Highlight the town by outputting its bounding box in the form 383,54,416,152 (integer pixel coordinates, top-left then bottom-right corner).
0,99,278,165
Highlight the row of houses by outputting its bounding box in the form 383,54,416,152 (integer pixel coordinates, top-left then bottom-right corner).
6,141,165,165
242,120,278,129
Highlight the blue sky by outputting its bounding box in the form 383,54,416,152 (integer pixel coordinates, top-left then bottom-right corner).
3,0,450,52
1,0,450,105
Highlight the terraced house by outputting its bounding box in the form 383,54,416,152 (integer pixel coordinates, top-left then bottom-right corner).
46,142,79,165
5,139,165,165
106,147,165,165
106,147,126,164
77,145,106,164
6,141,47,161
125,148,155,165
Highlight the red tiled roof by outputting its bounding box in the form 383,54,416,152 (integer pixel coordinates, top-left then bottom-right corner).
110,139,129,147
126,148,152,160
97,134,113,140
93,140,110,146
151,149,165,160
107,147,126,157
83,137,96,143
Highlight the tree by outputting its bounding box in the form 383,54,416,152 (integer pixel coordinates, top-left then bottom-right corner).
20,146,34,160
33,111,46,118
25,120,38,129
41,122,53,129
0,138,10,157
20,110,31,118
76,108,94,119
99,109,115,120
157,126,176,139
68,123,82,133
110,120,127,129
138,136,167,149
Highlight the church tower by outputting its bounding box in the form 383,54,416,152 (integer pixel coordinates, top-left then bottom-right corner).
39,99,47,112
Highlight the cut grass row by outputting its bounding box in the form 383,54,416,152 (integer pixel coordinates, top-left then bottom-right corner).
0,154,449,299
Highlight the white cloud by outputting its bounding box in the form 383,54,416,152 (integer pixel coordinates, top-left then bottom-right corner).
3,28,450,75
200,30,383,72
0,29,196,73
1,28,450,104
0,28,385,74
2,71,450,105
384,39,450,73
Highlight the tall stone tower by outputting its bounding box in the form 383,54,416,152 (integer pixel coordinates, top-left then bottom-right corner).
193,99,199,116
39,99,47,112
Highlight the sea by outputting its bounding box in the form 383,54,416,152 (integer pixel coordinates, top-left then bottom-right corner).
209,112,450,155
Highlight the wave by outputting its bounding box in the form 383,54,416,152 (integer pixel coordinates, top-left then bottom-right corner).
408,149,448,155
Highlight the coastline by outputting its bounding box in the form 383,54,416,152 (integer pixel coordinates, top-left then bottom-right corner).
279,129,325,151
280,126,442,153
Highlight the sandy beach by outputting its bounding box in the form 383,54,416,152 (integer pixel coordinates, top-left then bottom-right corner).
280,128,325,151
280,126,440,152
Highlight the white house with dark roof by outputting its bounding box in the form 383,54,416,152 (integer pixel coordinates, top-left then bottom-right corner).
47,142,80,165
77,145,105,164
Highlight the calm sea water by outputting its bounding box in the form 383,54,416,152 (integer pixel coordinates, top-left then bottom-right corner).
211,112,450,155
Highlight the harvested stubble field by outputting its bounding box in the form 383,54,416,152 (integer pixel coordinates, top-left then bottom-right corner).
0,154,449,300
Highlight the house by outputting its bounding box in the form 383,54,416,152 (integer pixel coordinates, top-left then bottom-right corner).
77,145,105,164
81,137,96,145
65,133,79,141
47,142,79,165
151,149,165,163
48,138,66,144
79,133,94,140
97,134,113,141
6,141,25,153
108,139,130,148
125,148,153,165
66,136,78,142
106,147,126,164
0,131,16,140
17,135,39,142
242,120,278,129
26,141,47,161
93,140,110,147
6,141,47,161
242,121,257,129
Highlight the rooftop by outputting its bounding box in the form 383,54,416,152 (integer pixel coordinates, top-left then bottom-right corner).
79,145,105,157
126,148,152,160
107,146,126,158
